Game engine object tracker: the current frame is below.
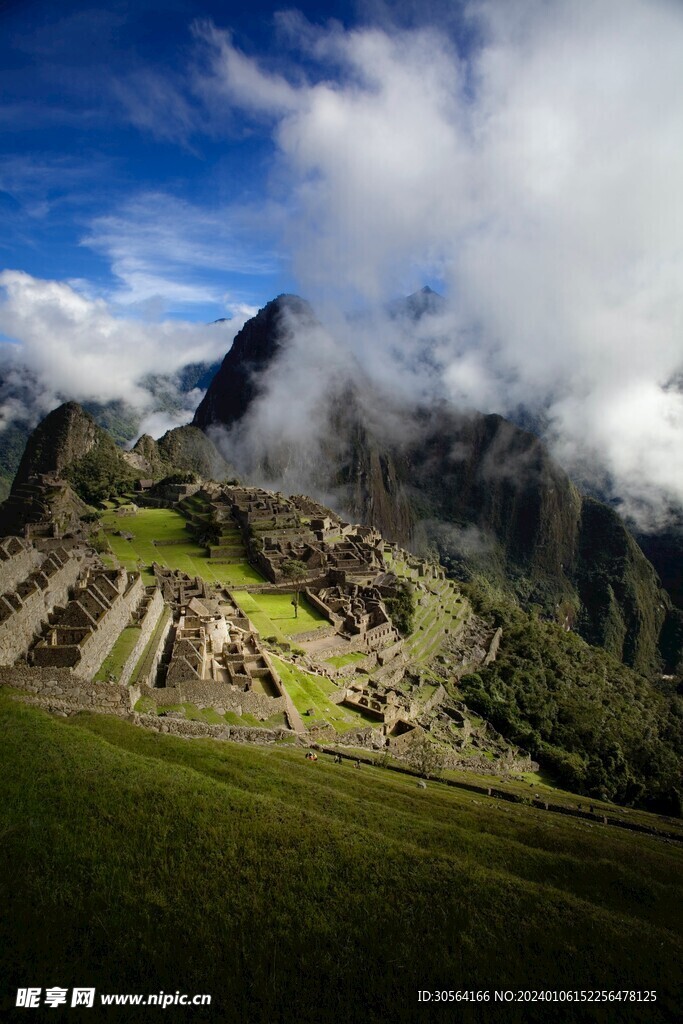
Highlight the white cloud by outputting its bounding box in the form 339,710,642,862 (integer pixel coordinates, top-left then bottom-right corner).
194,0,683,523
82,192,279,311
0,269,243,423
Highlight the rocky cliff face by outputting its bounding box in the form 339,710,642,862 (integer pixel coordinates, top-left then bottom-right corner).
125,425,232,482
193,294,682,677
12,402,100,485
193,295,315,430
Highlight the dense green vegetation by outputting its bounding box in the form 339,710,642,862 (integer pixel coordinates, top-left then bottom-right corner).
0,694,680,1023
573,497,676,677
459,581,683,813
383,578,415,636
66,433,137,503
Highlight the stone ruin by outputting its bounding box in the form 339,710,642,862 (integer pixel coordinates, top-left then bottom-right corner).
193,485,385,584
0,538,84,667
312,580,398,647
150,567,286,713
30,565,144,678
0,485,510,762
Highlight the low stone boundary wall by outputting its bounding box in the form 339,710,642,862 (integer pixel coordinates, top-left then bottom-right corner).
1,665,133,713
131,712,294,745
141,680,286,720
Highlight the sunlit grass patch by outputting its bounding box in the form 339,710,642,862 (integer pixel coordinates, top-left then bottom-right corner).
93,626,140,682
271,656,378,732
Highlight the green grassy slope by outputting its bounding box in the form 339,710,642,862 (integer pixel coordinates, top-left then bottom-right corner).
0,694,681,1023
99,507,264,587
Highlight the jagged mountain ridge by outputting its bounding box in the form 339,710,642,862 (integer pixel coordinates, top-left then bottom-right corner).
193,295,316,430
125,424,232,482
193,294,683,678
0,403,231,533
0,356,223,499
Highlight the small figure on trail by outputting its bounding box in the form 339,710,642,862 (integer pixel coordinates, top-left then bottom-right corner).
354,759,361,769
334,754,342,764
305,751,318,761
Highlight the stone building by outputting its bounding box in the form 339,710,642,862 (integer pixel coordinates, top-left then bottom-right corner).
31,566,144,678
0,543,83,666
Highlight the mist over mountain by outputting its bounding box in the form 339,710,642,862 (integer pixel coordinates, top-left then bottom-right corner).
0,352,223,501
194,293,683,678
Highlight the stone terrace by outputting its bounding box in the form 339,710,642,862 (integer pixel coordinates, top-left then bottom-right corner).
0,544,84,666
31,566,144,678
199,485,386,585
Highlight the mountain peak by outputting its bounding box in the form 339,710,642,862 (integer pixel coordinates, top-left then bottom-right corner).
389,286,445,321
12,402,99,486
193,294,318,431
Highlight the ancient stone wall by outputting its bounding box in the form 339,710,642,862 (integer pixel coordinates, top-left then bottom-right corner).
328,654,375,680
376,639,404,664
302,588,338,625
0,538,41,593
142,680,286,720
420,684,446,716
316,636,371,660
132,712,293,744
334,725,384,749
135,606,173,687
76,574,145,680
363,622,398,651
0,665,133,712
0,551,82,666
119,588,164,686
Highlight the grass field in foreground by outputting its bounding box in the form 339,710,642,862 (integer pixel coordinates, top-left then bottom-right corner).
99,507,264,587
0,693,681,1024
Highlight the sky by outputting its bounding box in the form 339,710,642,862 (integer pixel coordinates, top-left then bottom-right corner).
1,0,682,527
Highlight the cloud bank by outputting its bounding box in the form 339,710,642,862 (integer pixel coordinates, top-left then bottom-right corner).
195,0,683,526
0,270,244,435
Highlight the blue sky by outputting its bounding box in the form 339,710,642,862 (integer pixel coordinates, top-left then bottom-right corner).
0,0,325,319
1,0,682,522
0,0,464,321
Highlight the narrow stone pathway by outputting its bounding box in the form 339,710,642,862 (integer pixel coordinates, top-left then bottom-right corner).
282,691,307,734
